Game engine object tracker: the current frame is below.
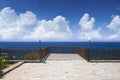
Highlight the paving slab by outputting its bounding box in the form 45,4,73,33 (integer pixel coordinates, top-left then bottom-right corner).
1,54,120,80
0,59,120,80
47,53,83,60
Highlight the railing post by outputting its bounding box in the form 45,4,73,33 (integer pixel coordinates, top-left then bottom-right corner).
63,46,64,54
87,49,90,62
40,49,42,62
0,49,1,57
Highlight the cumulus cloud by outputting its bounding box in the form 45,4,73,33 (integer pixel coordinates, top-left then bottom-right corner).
0,7,37,39
107,15,120,32
108,33,120,40
107,15,120,40
0,7,72,41
1,7,119,41
79,13,95,31
23,16,72,41
78,13,101,40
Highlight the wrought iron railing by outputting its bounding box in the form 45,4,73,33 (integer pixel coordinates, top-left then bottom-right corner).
49,46,77,53
0,47,50,62
89,49,120,61
77,48,88,60
0,49,39,60
0,46,120,62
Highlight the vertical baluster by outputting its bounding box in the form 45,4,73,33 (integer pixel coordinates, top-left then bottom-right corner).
98,50,100,60
35,50,38,60
118,49,120,59
104,49,108,59
37,50,38,60
34,50,36,60
23,49,25,60
22,49,23,60
40,48,42,62
109,49,110,60
16,49,18,60
110,49,112,60
0,49,1,57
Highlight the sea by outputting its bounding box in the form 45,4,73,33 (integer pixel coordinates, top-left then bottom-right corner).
0,42,120,50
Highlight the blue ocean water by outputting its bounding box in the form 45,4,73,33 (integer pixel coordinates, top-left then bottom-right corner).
0,42,120,49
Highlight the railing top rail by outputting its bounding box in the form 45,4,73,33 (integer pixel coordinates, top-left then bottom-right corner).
48,46,79,48
90,49,120,51
0,49,39,52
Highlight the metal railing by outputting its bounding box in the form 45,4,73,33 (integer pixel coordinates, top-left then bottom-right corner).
89,49,120,61
49,46,77,53
40,47,50,61
0,49,39,60
0,46,120,62
0,47,50,62
77,48,88,60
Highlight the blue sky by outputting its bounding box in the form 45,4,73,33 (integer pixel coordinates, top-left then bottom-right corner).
0,0,120,41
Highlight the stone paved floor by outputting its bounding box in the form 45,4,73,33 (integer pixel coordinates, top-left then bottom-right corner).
0,60,120,80
47,54,83,60
1,54,120,80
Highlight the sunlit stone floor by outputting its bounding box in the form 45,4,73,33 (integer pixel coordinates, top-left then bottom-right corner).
1,54,120,80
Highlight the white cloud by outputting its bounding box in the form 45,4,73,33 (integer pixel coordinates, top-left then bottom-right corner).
108,33,120,40
78,13,101,40
1,7,119,41
107,15,120,32
107,15,120,40
79,13,95,31
0,7,37,39
0,7,72,41
23,15,72,41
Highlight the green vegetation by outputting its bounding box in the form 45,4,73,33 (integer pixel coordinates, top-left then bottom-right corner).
0,57,9,70
26,52,39,60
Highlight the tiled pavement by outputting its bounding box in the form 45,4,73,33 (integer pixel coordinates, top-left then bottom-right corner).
1,54,120,80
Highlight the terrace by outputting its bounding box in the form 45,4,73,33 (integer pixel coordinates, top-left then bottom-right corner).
0,46,120,80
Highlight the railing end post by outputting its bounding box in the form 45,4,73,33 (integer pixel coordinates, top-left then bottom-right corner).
87,49,90,62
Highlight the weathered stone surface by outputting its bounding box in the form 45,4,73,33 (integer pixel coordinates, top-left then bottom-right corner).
0,54,120,80
0,61,24,76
